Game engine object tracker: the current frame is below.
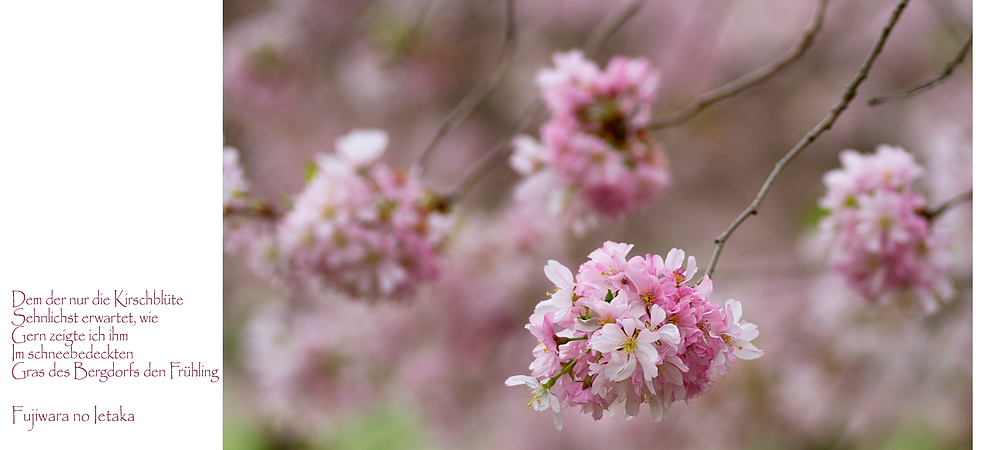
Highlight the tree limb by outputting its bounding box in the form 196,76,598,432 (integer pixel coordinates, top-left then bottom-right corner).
702,0,911,281
651,0,830,130
413,0,517,177
868,32,972,106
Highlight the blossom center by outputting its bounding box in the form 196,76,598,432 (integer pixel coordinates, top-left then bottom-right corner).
721,334,743,350
526,386,546,408
622,336,638,353
640,289,657,305
600,268,621,287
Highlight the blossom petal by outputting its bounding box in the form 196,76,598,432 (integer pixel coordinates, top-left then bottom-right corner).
733,342,764,360
725,298,743,324
336,129,387,167
544,259,575,289
505,375,538,388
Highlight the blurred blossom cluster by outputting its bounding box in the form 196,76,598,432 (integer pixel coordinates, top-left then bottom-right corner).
275,130,451,299
223,0,972,448
507,242,761,430
244,297,414,433
225,130,451,300
512,51,669,235
818,145,953,313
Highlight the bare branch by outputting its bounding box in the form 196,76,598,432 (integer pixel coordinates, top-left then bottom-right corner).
920,190,972,221
702,0,911,281
868,33,972,106
413,0,517,177
651,0,830,130
224,200,280,221
443,99,544,205
583,0,646,57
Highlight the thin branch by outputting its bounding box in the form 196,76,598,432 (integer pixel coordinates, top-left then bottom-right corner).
444,1,646,203
650,0,830,130
583,0,646,57
868,33,972,106
413,0,517,177
444,99,544,205
920,190,972,221
223,200,279,221
702,0,911,281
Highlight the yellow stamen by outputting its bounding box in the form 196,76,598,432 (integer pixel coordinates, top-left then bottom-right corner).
622,336,638,353
526,389,545,408
640,289,657,305
721,334,743,350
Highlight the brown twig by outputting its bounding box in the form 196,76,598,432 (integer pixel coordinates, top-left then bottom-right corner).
868,33,972,106
583,0,646,57
702,0,911,281
444,99,544,205
920,190,972,221
223,200,280,221
413,0,517,177
650,0,830,130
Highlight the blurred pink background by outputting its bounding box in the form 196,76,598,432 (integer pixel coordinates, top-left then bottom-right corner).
223,0,972,448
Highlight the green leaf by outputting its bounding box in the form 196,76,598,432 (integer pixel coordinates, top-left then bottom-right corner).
304,160,318,183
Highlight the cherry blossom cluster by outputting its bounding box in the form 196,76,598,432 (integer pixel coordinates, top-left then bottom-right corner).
510,50,670,231
506,241,762,430
818,144,953,313
274,129,453,299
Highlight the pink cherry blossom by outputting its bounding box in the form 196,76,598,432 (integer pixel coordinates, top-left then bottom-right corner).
508,51,671,234
711,298,764,376
506,241,761,427
275,129,452,300
589,318,662,381
505,375,564,430
527,312,563,378
818,145,953,313
534,260,577,323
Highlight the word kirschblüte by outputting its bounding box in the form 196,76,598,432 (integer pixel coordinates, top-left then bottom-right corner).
506,241,762,430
